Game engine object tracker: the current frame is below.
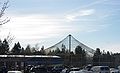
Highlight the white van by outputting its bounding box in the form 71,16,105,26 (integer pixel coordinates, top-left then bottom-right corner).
7,71,22,73
91,66,110,73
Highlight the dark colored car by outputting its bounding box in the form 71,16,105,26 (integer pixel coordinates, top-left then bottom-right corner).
52,66,64,73
0,66,8,73
30,66,48,73
25,65,33,73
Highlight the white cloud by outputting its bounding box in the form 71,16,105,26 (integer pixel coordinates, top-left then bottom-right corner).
1,14,74,40
65,9,95,21
64,0,108,15
87,29,98,32
64,0,111,22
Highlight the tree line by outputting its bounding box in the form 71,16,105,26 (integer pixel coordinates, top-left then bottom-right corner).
0,39,120,67
93,48,120,67
0,39,46,55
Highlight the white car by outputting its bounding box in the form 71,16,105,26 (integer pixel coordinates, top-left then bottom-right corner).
61,68,68,73
110,68,119,73
69,68,80,73
7,71,22,73
118,66,120,72
69,69,92,73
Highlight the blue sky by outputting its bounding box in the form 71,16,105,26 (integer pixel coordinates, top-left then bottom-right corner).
0,0,120,52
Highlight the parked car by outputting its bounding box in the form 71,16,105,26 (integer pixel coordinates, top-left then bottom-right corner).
118,66,120,72
84,64,92,71
69,68,80,73
7,71,22,73
0,66,8,73
61,68,69,73
91,66,110,73
69,69,92,73
52,66,64,73
70,68,80,71
110,68,119,73
25,65,33,73
30,66,48,73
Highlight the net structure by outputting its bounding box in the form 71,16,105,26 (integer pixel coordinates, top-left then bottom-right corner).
45,35,95,56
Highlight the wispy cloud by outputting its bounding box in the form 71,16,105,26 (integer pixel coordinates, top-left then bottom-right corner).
65,0,109,14
64,0,111,22
65,9,95,21
1,14,74,39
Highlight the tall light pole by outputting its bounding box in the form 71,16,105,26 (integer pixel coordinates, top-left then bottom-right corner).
68,34,71,67
69,34,71,53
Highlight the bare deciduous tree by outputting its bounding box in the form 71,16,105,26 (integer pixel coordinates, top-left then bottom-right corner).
6,32,15,45
0,0,10,25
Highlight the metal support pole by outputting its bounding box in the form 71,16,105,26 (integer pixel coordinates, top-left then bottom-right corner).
68,34,71,67
69,34,71,53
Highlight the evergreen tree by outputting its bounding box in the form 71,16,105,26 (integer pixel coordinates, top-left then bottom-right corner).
20,47,25,55
61,44,66,54
47,50,52,55
93,48,102,65
0,39,9,54
25,44,31,55
74,45,86,67
0,39,3,54
40,46,45,55
75,45,82,54
3,39,9,54
17,42,21,49
107,51,110,55
54,47,61,55
94,48,101,56
11,42,21,54
82,49,86,57
31,47,36,53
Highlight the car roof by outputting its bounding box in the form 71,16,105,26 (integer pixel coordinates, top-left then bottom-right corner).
8,71,22,73
93,66,109,67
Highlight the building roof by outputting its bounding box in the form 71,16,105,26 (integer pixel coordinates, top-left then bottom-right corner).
0,55,60,58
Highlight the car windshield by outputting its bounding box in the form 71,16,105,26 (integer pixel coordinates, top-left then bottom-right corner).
100,67,109,71
31,67,47,72
104,67,109,70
